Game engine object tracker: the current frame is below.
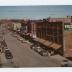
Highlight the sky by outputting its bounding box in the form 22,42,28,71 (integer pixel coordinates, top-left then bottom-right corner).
0,6,72,19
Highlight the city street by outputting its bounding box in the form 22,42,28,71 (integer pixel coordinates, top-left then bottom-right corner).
4,31,61,67
0,27,71,67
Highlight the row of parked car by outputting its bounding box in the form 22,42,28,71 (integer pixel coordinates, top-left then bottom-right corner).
12,32,30,44
12,31,52,56
12,31,49,56
13,32,50,56
30,44,72,66
30,44,49,56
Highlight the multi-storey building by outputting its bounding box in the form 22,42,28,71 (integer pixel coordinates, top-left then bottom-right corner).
20,20,31,34
11,22,21,31
30,17,72,57
30,20,63,55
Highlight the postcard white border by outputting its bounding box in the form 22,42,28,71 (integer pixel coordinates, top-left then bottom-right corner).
0,0,71,5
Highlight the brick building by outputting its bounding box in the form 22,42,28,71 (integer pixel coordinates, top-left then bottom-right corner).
36,21,63,45
30,20,63,55
30,17,72,57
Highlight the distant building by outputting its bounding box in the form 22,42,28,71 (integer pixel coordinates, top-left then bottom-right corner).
20,20,31,34
8,22,21,30
48,16,71,23
12,22,21,31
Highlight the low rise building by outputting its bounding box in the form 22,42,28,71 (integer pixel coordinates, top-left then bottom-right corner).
12,22,21,31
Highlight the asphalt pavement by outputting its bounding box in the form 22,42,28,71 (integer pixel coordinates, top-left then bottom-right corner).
4,31,61,67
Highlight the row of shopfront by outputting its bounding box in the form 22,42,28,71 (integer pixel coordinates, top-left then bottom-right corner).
30,21,63,55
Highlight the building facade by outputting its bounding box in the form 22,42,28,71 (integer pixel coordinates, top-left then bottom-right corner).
12,22,21,31
30,17,72,57
30,20,63,55
36,21,63,45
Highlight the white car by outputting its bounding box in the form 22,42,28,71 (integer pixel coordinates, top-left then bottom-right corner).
17,36,21,40
34,46,42,53
19,38,24,41
17,37,25,42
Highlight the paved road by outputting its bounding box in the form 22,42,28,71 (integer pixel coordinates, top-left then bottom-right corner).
4,31,60,67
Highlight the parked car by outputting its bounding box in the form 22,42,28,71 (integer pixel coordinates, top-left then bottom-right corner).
19,38,24,41
30,44,39,50
34,46,42,53
21,40,26,43
61,60,72,67
30,44,48,56
23,40,30,44
17,37,29,43
5,50,13,59
17,36,22,41
39,49,48,56
30,45,36,50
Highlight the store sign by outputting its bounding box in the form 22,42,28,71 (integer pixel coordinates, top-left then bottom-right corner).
64,24,72,30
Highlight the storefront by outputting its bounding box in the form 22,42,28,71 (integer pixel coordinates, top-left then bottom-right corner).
34,37,62,55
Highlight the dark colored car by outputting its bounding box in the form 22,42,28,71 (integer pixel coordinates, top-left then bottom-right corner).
5,50,13,59
39,49,48,56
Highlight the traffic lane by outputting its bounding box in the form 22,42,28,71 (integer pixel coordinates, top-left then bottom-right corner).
5,32,60,67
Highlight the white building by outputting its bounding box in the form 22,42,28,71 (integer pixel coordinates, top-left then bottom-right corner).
12,22,21,31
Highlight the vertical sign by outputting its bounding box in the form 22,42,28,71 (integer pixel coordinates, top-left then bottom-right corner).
64,24,72,57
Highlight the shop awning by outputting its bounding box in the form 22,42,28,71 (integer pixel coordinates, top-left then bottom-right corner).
34,37,61,50
38,39,46,43
34,38,45,42
43,41,52,47
34,38,52,46
50,43,61,50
